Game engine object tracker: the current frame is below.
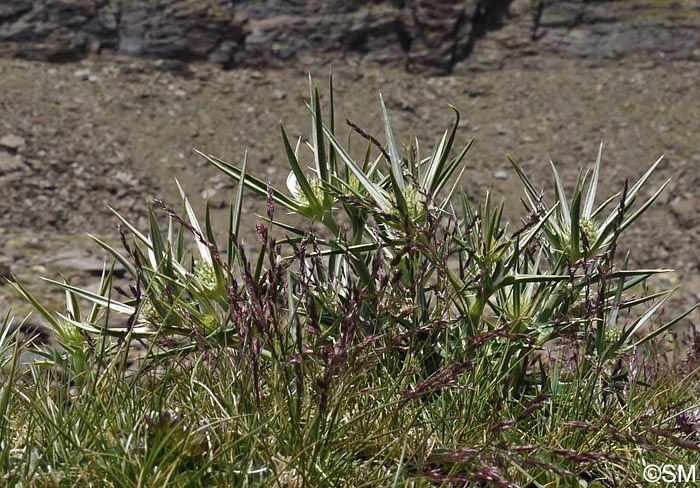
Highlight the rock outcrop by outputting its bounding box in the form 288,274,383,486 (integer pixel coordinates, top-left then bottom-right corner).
1,1,699,73
468,0,700,70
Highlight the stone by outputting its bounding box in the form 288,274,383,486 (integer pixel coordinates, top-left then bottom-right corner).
73,67,91,79
10,321,52,349
539,3,584,28
0,261,11,282
113,170,135,185
671,198,699,230
201,187,218,199
0,133,25,150
0,152,23,172
52,256,126,278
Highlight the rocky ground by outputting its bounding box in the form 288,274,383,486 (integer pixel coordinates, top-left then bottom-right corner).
1,53,699,343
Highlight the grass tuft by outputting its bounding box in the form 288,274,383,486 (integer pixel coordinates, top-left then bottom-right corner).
3,76,699,486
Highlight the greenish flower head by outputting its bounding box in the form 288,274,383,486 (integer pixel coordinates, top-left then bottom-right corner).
197,314,221,336
579,218,599,247
57,319,86,346
560,217,600,256
287,172,326,208
604,326,622,345
139,297,159,324
345,174,367,196
193,259,217,292
392,184,427,222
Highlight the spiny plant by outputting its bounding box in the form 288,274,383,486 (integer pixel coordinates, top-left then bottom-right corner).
4,75,699,486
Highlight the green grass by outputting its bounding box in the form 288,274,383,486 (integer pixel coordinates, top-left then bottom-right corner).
2,75,699,487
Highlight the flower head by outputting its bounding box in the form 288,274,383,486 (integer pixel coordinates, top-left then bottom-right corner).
193,259,217,292
197,314,221,336
391,184,427,222
579,218,599,247
286,172,325,208
55,319,87,346
560,217,600,256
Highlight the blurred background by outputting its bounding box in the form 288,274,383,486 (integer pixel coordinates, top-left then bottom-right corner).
0,0,698,334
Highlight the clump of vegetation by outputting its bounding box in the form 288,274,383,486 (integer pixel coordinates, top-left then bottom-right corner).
2,76,699,486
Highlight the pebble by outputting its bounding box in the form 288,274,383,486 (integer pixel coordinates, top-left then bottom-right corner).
113,171,135,185
73,68,92,79
670,198,698,229
495,124,508,135
423,89,438,101
0,262,11,283
52,256,126,278
31,265,48,274
0,152,23,172
493,170,508,180
0,133,26,150
201,187,218,199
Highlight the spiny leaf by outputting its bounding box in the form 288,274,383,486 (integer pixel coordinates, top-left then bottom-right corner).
281,123,322,212
195,149,301,212
583,142,603,218
323,125,392,212
379,93,405,192
550,160,571,227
